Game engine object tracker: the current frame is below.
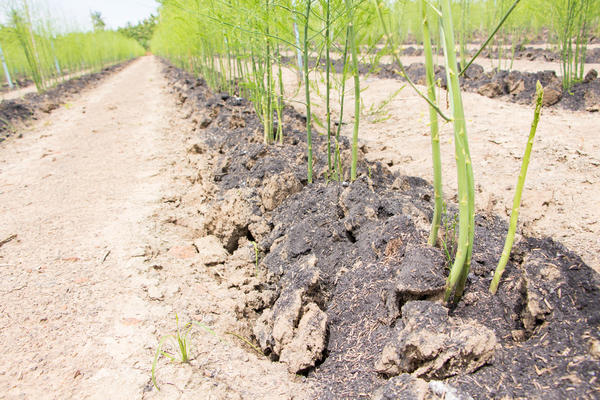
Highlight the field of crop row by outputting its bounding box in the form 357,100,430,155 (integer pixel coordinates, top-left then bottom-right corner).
1,1,599,399
150,0,600,297
146,1,599,397
0,2,143,92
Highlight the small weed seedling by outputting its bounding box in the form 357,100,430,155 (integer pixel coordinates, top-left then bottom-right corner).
361,86,405,123
251,241,259,277
151,314,219,391
440,202,458,266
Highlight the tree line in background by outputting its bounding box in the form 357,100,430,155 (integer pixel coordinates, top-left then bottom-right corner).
89,10,157,50
117,14,157,50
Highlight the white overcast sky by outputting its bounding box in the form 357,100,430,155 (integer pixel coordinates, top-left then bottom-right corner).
7,0,160,30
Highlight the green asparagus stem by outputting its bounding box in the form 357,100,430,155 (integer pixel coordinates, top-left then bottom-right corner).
490,82,544,294
421,0,443,248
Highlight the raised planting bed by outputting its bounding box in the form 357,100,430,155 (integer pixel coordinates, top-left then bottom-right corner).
283,55,600,112
162,60,600,400
399,45,600,64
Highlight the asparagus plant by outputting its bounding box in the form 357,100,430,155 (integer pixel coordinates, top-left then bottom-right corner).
490,82,544,294
439,0,475,304
420,0,442,248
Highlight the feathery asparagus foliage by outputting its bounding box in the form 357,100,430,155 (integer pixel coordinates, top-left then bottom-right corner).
152,0,367,184
549,0,600,89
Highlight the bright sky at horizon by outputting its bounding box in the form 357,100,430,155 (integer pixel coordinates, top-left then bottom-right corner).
35,0,159,30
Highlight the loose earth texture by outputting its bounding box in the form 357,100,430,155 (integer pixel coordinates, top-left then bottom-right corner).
278,57,600,274
0,55,599,400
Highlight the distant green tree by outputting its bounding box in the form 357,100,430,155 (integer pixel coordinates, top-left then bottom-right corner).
117,14,157,50
90,11,106,31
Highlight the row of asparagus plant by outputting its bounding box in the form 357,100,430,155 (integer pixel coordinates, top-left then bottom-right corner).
392,0,546,300
152,0,370,182
354,0,600,88
0,1,145,92
391,0,600,88
153,0,547,301
409,0,546,300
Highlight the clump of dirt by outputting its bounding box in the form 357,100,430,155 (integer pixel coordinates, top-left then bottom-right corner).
0,78,33,93
373,373,474,400
478,46,600,64
376,61,600,111
392,45,600,65
0,61,133,142
162,60,600,399
375,300,497,379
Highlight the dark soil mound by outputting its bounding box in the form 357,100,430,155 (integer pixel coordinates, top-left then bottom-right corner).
399,44,600,64
375,61,600,111
0,78,34,93
376,43,600,64
477,46,600,64
282,55,600,111
0,101,34,135
162,60,600,400
0,61,134,142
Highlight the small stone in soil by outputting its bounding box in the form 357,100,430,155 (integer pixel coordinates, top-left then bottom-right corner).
194,235,228,266
167,245,197,259
147,286,164,301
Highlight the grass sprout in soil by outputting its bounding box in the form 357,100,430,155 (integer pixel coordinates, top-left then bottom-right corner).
152,315,220,391
161,60,600,399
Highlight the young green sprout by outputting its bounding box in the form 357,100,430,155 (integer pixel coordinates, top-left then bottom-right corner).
490,82,544,294
420,0,443,247
345,0,360,181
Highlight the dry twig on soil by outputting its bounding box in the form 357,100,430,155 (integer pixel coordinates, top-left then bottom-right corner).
0,234,17,248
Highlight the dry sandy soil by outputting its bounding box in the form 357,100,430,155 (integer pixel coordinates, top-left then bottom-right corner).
280,63,600,273
0,56,304,399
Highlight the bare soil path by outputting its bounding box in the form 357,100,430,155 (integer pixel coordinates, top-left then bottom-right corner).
0,56,302,399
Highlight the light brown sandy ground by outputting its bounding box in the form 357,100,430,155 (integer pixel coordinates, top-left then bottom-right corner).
279,66,600,273
0,56,303,399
